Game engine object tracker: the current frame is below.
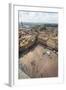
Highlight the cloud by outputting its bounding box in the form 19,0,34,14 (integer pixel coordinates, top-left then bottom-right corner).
19,11,58,24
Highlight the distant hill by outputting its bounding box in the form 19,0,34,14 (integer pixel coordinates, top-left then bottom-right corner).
19,22,58,29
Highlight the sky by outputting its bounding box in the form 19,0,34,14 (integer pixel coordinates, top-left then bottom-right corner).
19,11,58,24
